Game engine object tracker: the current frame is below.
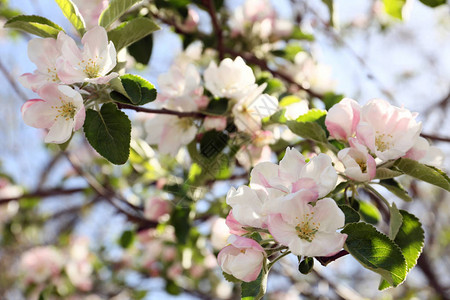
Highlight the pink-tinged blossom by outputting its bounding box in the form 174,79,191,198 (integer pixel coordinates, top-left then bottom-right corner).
204,56,256,99
56,26,118,84
232,84,278,132
179,8,200,33
226,185,267,228
144,197,171,222
217,235,266,282
66,237,93,291
250,147,337,198
72,0,108,29
21,84,85,144
325,98,361,141
20,246,64,284
405,137,444,167
267,194,347,257
356,99,422,162
19,37,63,92
211,217,231,249
338,138,376,182
203,116,227,131
225,210,248,235
145,114,197,156
236,130,274,170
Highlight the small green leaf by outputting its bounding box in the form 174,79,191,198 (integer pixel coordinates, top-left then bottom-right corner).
108,17,160,50
383,0,407,19
83,103,131,164
99,0,142,29
241,269,268,300
296,109,327,123
342,223,407,287
298,257,314,274
418,0,446,7
358,201,381,225
389,202,403,239
379,210,424,290
119,230,135,248
279,95,303,107
290,27,314,41
375,167,403,180
321,0,334,26
200,130,229,158
222,272,240,283
54,0,85,35
128,34,153,65
287,119,327,143
322,92,344,110
111,74,157,105
379,179,412,202
267,109,287,124
203,98,228,115
394,158,450,192
4,15,63,38
338,204,360,224
171,206,191,244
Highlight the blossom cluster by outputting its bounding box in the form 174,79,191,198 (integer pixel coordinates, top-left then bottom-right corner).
20,26,117,143
327,98,443,182
218,147,347,282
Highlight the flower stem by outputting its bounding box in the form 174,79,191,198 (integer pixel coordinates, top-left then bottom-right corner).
268,250,291,269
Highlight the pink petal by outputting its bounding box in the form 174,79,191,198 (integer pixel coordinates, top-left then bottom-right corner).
21,99,55,129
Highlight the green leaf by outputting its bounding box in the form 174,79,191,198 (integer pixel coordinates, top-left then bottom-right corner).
99,0,142,29
298,257,314,274
83,103,131,164
382,0,407,19
290,27,314,41
338,204,360,224
54,0,85,35
418,0,446,7
203,98,228,115
128,34,153,65
378,179,412,202
200,130,229,158
4,15,63,38
222,272,240,283
287,110,328,143
108,17,160,50
171,206,191,244
321,0,334,26
379,210,424,290
394,158,450,192
322,92,344,110
119,230,135,248
389,202,403,239
241,269,268,300
358,201,381,225
375,167,403,179
267,109,287,124
342,223,407,287
111,74,157,105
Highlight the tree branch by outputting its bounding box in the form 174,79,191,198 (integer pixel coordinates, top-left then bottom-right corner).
421,133,450,143
202,0,224,60
116,103,207,118
0,187,87,205
0,59,28,102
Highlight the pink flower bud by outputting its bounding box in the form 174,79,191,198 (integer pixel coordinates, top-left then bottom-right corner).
217,235,265,282
325,98,361,141
204,116,227,131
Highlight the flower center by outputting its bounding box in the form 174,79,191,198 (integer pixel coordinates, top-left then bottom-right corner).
375,131,393,152
46,67,59,82
295,213,319,243
356,159,367,173
79,57,102,78
177,118,193,131
52,98,77,121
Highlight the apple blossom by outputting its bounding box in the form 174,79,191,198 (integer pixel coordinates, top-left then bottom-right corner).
21,84,86,144
405,136,444,167
204,56,256,99
338,138,376,182
211,217,231,249
56,26,118,84
144,196,171,222
225,210,248,235
325,98,361,141
217,235,266,282
267,194,347,257
19,37,63,92
232,84,279,132
179,8,200,33
226,185,267,228
356,99,422,161
145,114,197,156
20,246,64,284
203,116,227,131
66,260,93,291
73,0,108,29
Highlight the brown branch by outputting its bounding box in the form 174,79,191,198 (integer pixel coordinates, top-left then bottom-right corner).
202,0,224,60
417,253,450,300
116,103,207,118
0,187,87,205
315,250,349,266
0,59,28,102
421,133,450,143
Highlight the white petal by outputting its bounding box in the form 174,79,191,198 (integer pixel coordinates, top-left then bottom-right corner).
312,198,345,232
45,117,74,144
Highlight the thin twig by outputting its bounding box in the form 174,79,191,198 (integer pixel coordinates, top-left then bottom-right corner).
203,0,224,60
421,133,450,143
0,187,86,205
116,103,207,118
0,59,28,102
